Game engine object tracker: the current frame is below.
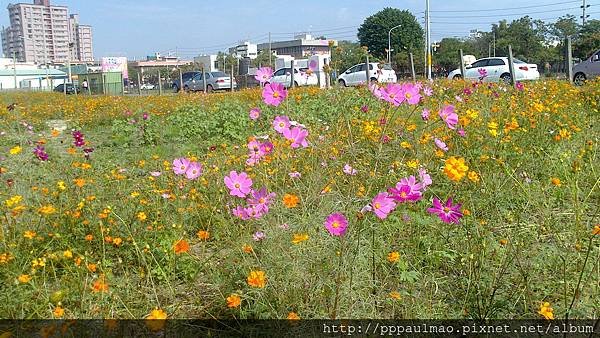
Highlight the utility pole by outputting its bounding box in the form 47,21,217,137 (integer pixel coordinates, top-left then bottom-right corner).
268,32,272,68
581,0,590,26
12,52,17,89
493,33,496,57
425,0,432,80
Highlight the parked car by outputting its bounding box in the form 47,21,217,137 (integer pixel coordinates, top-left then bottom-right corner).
337,63,397,87
573,49,600,86
140,83,156,90
267,67,318,88
172,71,201,92
183,71,237,92
447,57,539,83
53,83,78,94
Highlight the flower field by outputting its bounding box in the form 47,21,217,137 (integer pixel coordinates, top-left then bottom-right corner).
0,79,599,320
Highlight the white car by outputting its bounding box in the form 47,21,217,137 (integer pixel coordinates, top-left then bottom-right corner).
338,63,397,87
267,67,318,88
447,57,539,83
140,83,156,90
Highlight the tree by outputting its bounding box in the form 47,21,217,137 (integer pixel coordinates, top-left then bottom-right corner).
357,8,424,62
574,20,600,59
435,38,474,71
331,40,368,74
252,50,273,68
551,15,578,41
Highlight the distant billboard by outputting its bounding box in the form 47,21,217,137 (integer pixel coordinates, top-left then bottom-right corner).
101,57,128,79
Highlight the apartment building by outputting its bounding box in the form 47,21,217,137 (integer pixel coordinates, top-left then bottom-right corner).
257,34,337,59
1,0,93,63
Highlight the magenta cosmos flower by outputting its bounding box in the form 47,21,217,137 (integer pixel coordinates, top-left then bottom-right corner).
371,192,397,220
388,176,423,203
439,105,458,130
273,115,291,134
185,161,203,180
380,83,404,106
255,67,273,84
224,170,253,198
324,213,348,237
172,157,190,175
249,108,261,120
262,82,287,106
283,127,308,148
401,83,422,105
427,197,463,224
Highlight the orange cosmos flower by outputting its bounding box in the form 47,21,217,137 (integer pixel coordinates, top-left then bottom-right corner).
226,294,241,308
247,270,266,288
173,239,190,255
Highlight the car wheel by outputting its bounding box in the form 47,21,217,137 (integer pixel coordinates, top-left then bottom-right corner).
206,85,214,93
573,73,586,86
338,79,347,87
183,85,190,93
500,73,512,85
173,85,179,93
453,74,462,80
294,81,299,87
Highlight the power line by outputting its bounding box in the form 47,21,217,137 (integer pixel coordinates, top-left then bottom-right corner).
428,0,582,12
430,6,587,18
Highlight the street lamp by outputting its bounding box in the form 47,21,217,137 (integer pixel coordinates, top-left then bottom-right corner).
388,24,402,64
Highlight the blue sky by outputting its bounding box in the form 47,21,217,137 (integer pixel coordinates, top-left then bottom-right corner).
0,0,596,59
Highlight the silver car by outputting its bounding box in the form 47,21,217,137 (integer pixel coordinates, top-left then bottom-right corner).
573,49,600,86
183,71,237,92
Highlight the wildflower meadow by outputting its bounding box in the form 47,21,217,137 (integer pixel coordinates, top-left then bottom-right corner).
0,77,599,322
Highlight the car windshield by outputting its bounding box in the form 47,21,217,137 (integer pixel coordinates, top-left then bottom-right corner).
211,72,227,77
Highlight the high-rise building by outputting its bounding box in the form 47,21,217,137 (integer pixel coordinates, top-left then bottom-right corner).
1,0,93,63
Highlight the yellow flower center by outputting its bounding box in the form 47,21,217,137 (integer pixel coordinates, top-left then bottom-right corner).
273,91,280,98
389,94,395,99
405,93,412,99
443,207,450,212
234,183,240,189
180,165,185,170
331,221,340,228
374,202,381,209
400,192,407,198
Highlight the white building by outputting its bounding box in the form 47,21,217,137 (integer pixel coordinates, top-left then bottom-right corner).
193,54,220,72
229,41,258,59
1,0,93,63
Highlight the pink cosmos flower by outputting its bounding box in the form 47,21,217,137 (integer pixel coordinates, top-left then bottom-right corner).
185,161,203,180
247,187,276,213
249,108,261,120
150,171,162,177
172,158,190,175
381,83,404,106
418,168,432,190
401,83,422,105
371,192,397,220
280,223,290,230
427,197,463,224
324,213,348,237
283,127,309,148
369,83,382,99
434,138,449,152
262,82,287,106
439,105,458,130
399,175,423,195
288,171,301,179
273,115,291,134
255,67,273,83
360,105,369,113
224,170,253,198
457,129,466,137
423,86,433,96
421,108,430,122
343,164,357,176
478,68,488,80
253,231,266,241
232,205,249,220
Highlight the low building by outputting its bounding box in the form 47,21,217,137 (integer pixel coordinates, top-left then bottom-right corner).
193,55,219,72
257,34,337,58
0,68,66,90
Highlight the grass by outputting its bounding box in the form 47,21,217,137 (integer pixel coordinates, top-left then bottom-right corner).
0,80,598,320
